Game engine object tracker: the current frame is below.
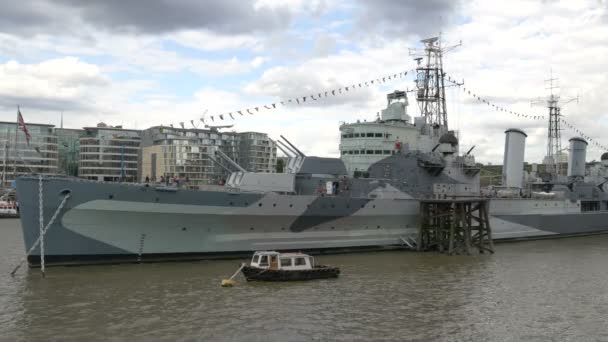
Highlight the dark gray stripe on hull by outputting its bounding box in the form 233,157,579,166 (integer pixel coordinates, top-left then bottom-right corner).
17,177,264,208
495,212,608,235
289,197,371,232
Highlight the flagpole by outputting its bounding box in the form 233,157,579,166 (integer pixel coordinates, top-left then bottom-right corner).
13,106,19,183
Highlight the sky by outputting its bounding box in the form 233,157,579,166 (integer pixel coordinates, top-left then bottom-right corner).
0,0,607,164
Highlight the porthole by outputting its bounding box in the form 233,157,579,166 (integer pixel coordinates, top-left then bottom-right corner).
250,227,254,231
273,203,277,207
373,205,376,208
108,194,113,199
258,203,263,207
377,225,380,229
229,202,234,206
182,227,187,231
331,226,335,229
289,204,293,208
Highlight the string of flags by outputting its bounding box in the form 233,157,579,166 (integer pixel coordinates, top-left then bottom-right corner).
560,117,608,151
200,70,410,123
443,73,545,121
443,73,608,152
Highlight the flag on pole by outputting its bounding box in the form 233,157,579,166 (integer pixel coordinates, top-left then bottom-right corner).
17,108,31,145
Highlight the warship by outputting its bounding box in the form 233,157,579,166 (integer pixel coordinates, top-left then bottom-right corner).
16,37,608,266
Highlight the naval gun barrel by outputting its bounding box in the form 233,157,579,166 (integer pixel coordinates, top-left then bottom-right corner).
275,142,292,157
214,148,247,173
208,156,233,173
277,140,298,157
465,145,476,156
280,135,306,157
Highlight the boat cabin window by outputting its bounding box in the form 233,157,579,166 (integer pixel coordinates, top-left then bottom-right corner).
259,255,269,266
294,257,307,266
280,258,292,267
252,255,259,263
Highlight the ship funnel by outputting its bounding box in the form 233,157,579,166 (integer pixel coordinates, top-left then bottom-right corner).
601,152,608,167
502,128,527,188
567,137,587,178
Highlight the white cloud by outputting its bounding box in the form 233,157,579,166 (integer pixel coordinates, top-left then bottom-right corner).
169,30,261,51
0,0,607,165
0,57,108,113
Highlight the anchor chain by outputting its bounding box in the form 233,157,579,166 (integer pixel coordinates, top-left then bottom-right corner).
10,186,71,276
38,175,45,276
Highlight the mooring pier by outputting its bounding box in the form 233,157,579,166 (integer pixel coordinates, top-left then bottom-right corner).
417,198,494,255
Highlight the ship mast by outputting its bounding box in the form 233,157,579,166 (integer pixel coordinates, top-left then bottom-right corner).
409,36,460,137
532,71,578,178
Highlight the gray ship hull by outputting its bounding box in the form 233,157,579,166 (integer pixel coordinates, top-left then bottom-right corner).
16,177,608,266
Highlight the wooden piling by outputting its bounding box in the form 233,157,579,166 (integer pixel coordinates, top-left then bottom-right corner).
417,198,494,255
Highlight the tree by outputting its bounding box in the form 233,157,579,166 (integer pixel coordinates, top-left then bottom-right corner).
276,158,285,173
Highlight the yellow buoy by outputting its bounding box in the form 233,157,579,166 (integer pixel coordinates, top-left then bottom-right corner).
220,263,246,287
221,279,235,287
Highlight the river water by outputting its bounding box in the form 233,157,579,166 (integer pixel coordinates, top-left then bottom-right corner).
1,218,608,341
